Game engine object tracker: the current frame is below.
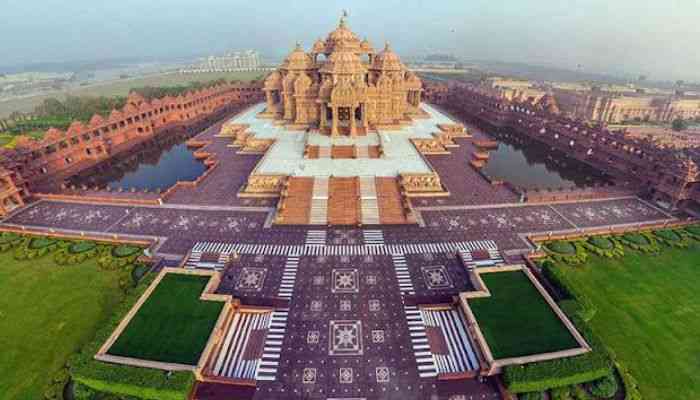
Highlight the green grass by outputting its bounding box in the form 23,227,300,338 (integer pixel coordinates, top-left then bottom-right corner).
469,271,579,359
0,251,127,400
108,273,223,365
552,242,700,400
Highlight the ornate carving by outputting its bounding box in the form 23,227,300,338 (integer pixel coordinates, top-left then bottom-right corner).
243,174,286,194
400,173,444,194
411,139,449,154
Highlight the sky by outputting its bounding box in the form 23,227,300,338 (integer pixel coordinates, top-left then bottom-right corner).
2,0,699,81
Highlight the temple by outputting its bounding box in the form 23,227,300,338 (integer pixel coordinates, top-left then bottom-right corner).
259,13,426,135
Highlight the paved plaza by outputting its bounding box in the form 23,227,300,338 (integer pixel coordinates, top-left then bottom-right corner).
0,101,683,400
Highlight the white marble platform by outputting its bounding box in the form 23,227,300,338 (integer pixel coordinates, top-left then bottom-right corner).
227,103,455,177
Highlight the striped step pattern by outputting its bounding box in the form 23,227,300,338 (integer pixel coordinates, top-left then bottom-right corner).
404,306,438,378
185,242,234,270
458,247,504,269
421,308,479,374
362,229,385,246
356,145,369,158
305,230,327,246
256,310,289,381
318,146,331,159
392,253,415,296
277,254,300,299
211,311,271,380
309,177,329,225
188,239,500,257
359,177,380,225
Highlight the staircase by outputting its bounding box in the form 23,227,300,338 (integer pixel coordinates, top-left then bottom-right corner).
359,176,380,225
309,177,329,225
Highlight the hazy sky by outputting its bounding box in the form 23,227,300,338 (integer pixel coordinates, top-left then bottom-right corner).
2,0,699,81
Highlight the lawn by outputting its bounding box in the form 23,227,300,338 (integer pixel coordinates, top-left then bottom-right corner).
107,273,223,365
469,270,579,359
0,251,126,400
552,242,700,400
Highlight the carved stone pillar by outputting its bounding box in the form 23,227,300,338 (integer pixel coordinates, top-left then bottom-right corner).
331,106,339,136
362,103,369,129
350,106,357,137
320,104,327,130
265,90,273,108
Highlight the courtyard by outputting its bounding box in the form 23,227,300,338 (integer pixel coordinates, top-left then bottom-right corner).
550,238,700,400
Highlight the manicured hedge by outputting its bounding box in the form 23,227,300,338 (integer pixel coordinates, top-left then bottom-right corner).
589,373,618,398
587,236,613,250
28,237,57,249
550,385,573,400
503,308,612,393
546,241,577,254
621,233,649,245
685,225,700,236
520,392,545,400
112,245,142,258
69,274,195,400
69,241,97,254
0,231,20,243
616,361,642,400
504,264,612,393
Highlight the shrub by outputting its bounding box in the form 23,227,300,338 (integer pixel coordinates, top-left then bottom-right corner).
685,224,700,236
621,233,648,245
29,237,57,249
616,361,642,400
69,274,195,400
69,241,97,254
0,231,21,243
519,392,545,400
550,385,573,400
546,241,576,254
618,232,660,253
572,385,591,400
504,271,612,393
112,245,142,258
131,264,150,285
543,265,596,321
587,236,613,250
589,373,618,398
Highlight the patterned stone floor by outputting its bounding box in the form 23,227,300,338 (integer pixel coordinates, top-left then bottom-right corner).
228,254,499,400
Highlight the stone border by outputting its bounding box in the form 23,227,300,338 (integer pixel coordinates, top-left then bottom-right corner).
95,267,233,371
457,264,590,375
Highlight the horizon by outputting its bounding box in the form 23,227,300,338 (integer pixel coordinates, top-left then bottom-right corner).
2,0,700,82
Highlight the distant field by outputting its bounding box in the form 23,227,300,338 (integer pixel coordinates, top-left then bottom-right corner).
0,70,266,118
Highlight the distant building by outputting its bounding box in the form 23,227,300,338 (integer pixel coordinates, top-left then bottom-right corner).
180,50,263,73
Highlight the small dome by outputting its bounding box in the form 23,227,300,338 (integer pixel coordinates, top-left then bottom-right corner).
283,42,313,70
372,42,402,71
312,38,326,53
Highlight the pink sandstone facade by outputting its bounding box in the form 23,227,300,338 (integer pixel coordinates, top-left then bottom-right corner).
424,80,700,211
259,14,426,135
0,82,263,215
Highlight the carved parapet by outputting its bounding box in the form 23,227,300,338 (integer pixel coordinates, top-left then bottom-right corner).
231,131,250,147
473,139,499,150
437,123,470,137
400,173,447,197
238,136,274,154
218,123,249,137
473,151,490,161
432,131,457,147
240,174,287,197
411,138,450,155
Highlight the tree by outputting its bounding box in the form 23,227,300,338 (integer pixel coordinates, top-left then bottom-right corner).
672,118,688,132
